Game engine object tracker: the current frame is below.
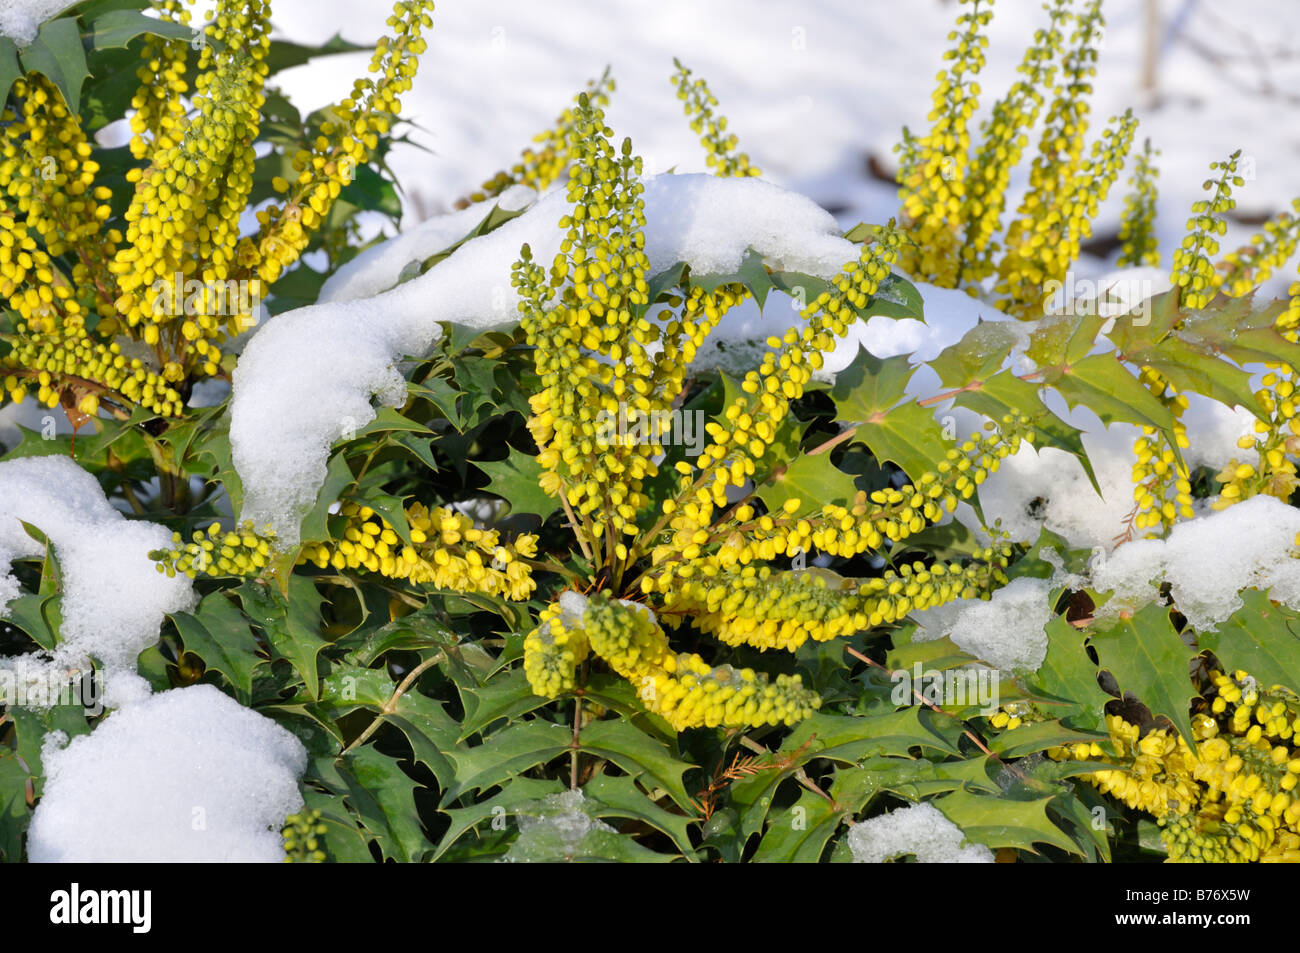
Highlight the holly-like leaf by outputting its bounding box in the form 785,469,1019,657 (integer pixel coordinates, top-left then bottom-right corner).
830,346,949,479
476,448,555,519
1029,614,1116,732
18,18,88,114
578,718,695,812
339,746,427,862
169,593,265,704
442,720,572,803
756,450,859,517
1090,602,1198,746
1200,589,1300,694
90,9,195,50
934,788,1079,854
237,577,328,701
431,776,565,861
582,772,698,860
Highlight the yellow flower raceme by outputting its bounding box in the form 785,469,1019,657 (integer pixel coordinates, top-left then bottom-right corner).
237,0,434,286
1117,138,1161,268
523,592,819,731
1219,199,1300,299
1170,151,1244,310
302,501,538,601
152,520,276,578
956,0,1069,285
1059,672,1300,863
897,0,994,286
670,59,760,178
129,0,193,161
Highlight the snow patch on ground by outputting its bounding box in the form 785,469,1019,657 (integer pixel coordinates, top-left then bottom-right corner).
27,685,307,863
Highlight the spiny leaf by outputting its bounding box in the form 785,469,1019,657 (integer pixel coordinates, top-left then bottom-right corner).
476,448,556,519
933,788,1079,854
1090,602,1198,746
1199,589,1300,694
1029,614,1116,732
830,346,949,479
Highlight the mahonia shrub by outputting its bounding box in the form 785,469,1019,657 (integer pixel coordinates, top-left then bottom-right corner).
2,0,1300,865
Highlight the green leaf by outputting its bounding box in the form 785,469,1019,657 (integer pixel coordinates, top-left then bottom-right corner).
458,668,552,738
442,720,572,803
339,747,427,862
934,787,1078,854
90,9,195,50
387,690,461,789
1090,602,1198,746
169,593,265,704
1200,589,1300,694
988,718,1108,758
752,787,843,863
582,772,698,859
431,776,564,861
0,753,31,862
578,718,696,812
298,452,355,545
693,247,774,309
1029,614,1116,732
476,449,555,519
19,18,88,115
0,38,22,108
264,33,369,76
829,346,949,479
755,450,859,516
237,577,327,701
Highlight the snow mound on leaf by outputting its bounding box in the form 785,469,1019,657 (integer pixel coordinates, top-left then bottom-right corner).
911,575,1055,672
27,684,307,863
0,456,194,708
1091,494,1300,631
0,0,69,45
231,173,857,543
848,802,993,863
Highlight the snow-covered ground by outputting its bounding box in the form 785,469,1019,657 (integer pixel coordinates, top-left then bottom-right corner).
269,0,1300,292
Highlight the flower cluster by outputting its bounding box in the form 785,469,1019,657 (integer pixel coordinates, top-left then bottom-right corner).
152,520,276,578
1129,366,1193,535
1117,138,1161,268
512,93,1032,730
670,59,761,178
281,809,328,863
1058,670,1300,863
1170,151,1243,310
0,0,436,427
524,592,819,731
300,501,538,601
896,0,993,287
955,0,1070,285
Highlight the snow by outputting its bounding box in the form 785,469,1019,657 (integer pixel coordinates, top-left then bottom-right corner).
848,801,994,863
911,576,1055,672
1090,494,1300,631
0,0,69,46
26,685,307,863
232,173,858,544
503,790,616,863
0,457,195,708
319,185,536,303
